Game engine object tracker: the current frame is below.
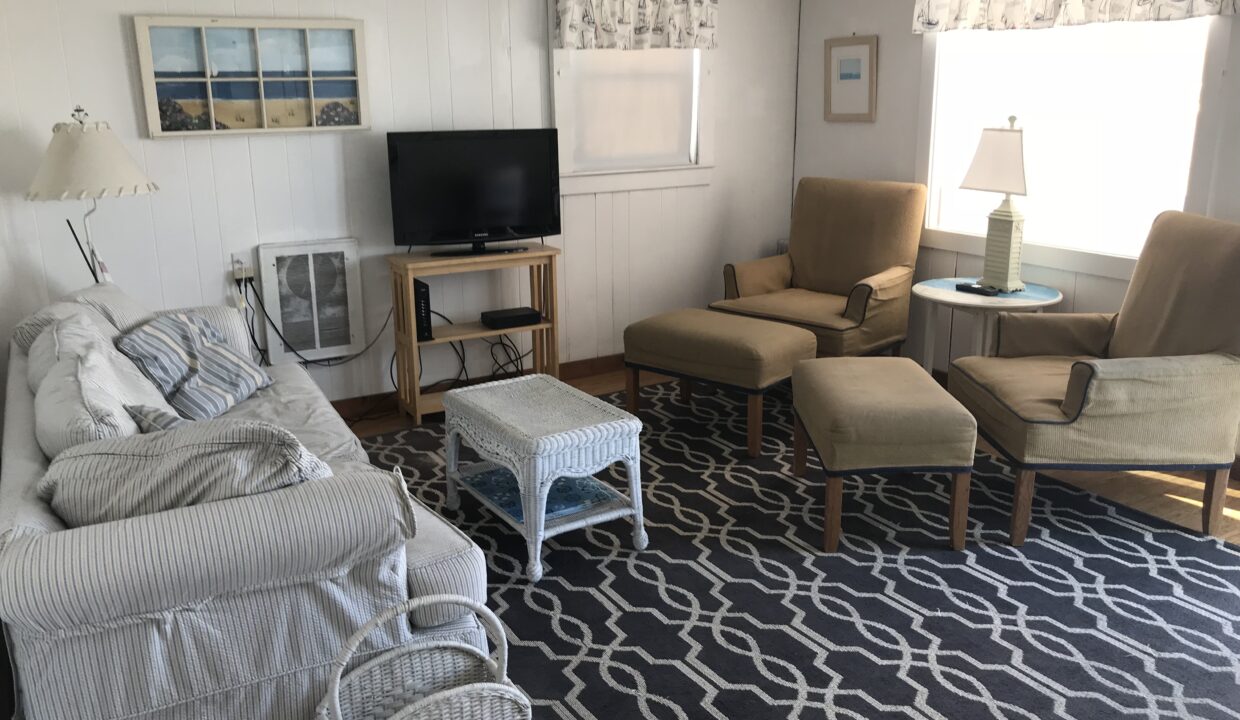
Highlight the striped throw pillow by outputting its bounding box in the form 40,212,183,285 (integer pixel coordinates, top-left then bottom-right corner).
125,405,190,433
116,313,272,421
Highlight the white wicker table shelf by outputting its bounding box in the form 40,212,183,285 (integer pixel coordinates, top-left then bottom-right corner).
443,374,648,582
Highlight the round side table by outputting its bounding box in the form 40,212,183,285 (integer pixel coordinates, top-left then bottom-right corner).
912,277,1064,374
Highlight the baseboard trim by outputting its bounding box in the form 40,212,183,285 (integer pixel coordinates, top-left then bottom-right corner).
560,353,625,380
330,354,628,417
332,393,398,420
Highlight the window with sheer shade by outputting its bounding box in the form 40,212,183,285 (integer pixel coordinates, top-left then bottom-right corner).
927,19,1213,258
555,49,702,173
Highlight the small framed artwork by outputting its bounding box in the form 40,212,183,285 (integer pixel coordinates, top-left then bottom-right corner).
134,15,369,137
825,35,878,123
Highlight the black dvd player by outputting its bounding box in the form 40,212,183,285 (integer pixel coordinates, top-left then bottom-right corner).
481,307,543,330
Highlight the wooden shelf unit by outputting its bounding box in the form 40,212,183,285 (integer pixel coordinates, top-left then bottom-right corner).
388,243,561,425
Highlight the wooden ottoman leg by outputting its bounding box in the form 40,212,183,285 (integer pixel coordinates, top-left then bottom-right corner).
679,378,694,405
626,366,641,414
1010,469,1036,547
1203,466,1230,536
949,472,971,551
747,393,763,458
824,475,844,552
793,414,808,477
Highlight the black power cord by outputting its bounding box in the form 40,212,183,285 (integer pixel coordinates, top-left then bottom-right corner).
244,276,392,368
488,334,533,379
429,310,471,386
236,279,271,366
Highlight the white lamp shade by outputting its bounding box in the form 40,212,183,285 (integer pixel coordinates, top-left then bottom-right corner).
961,127,1027,197
26,121,158,201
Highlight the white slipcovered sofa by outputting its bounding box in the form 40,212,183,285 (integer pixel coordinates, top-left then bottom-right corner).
0,285,488,719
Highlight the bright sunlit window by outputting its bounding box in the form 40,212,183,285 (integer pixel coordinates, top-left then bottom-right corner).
928,20,1213,258
555,49,701,173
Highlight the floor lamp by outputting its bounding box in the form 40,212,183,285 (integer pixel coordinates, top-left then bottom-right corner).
25,107,158,283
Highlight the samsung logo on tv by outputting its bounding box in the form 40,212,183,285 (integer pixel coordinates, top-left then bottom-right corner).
473,231,489,238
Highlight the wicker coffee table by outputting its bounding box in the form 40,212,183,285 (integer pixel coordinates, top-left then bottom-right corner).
443,374,648,582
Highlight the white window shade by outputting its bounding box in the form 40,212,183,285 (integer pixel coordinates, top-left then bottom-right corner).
556,49,701,173
928,19,1212,258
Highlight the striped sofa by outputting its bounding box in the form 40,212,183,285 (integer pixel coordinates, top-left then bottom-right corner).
0,291,488,720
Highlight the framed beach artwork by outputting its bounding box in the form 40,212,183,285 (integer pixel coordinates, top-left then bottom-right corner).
825,35,878,123
134,16,369,137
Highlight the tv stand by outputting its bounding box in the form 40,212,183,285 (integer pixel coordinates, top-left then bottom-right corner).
388,241,560,425
430,242,532,258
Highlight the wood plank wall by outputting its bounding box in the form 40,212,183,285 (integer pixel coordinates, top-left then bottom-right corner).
0,0,803,409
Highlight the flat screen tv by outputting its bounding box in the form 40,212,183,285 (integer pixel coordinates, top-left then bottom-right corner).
388,129,561,256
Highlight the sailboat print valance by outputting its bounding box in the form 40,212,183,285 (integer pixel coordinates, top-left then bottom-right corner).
914,0,1237,32
554,0,720,50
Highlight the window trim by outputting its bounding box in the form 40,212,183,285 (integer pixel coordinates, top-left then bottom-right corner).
560,165,715,196
551,48,716,194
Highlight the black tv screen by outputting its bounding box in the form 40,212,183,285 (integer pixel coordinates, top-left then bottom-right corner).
388,129,561,248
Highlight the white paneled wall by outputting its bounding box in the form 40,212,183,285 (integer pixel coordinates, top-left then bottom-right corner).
558,184,722,362
0,0,802,410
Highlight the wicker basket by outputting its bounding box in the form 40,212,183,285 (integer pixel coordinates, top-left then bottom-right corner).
315,594,532,720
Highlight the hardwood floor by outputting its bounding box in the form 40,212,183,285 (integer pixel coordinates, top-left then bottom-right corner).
350,369,1240,544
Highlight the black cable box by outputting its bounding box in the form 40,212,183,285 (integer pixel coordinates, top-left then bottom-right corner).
481,307,543,330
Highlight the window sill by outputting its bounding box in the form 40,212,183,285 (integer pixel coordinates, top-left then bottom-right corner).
921,228,1139,282
560,165,715,196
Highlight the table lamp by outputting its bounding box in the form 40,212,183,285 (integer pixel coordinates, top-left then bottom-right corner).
26,106,158,283
961,116,1027,293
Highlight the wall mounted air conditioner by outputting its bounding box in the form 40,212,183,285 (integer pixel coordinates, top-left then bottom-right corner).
257,238,365,364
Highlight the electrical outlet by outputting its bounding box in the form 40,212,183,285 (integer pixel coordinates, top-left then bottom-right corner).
230,253,255,282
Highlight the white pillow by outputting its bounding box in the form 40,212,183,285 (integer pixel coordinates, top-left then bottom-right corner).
67,282,155,333
12,301,118,352
26,316,176,420
39,418,332,527
27,313,107,393
35,349,141,458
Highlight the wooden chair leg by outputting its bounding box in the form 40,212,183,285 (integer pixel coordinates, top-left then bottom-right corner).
950,472,971,551
824,475,843,552
792,414,808,477
1010,469,1036,547
1203,466,1230,536
679,378,694,405
746,393,763,458
625,366,640,414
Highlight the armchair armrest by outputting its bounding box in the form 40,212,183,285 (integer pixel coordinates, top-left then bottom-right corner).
0,470,415,634
157,305,252,357
723,254,792,299
843,266,914,324
996,312,1116,358
1060,354,1240,460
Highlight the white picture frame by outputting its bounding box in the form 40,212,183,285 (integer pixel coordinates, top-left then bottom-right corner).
134,15,370,138
825,35,878,123
257,238,366,364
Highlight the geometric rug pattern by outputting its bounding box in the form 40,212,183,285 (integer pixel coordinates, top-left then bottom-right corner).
363,382,1240,720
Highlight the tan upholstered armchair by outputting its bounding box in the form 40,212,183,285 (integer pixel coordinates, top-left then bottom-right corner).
711,178,927,357
948,211,1240,544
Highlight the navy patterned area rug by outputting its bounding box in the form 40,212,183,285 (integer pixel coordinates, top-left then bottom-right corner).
364,382,1240,720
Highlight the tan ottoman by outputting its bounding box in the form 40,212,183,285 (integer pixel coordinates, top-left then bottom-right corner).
792,357,978,551
624,308,818,457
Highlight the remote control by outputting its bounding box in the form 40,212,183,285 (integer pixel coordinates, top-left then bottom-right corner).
956,282,1001,297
